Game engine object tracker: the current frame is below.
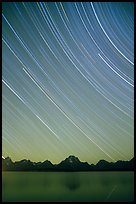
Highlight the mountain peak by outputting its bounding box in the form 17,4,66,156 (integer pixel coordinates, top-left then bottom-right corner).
5,157,13,162
68,155,76,158
43,160,53,165
64,155,81,164
97,159,109,164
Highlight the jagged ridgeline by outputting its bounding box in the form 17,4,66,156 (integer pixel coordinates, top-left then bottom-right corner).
2,155,134,171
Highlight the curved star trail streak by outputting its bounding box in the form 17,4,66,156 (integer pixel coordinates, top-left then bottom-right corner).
91,2,133,66
2,2,134,164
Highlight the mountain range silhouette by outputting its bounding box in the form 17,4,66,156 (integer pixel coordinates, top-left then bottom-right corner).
2,155,134,171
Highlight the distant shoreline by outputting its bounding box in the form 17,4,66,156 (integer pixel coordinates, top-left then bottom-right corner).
2,170,134,172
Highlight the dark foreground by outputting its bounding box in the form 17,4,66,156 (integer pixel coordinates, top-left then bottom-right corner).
2,171,134,202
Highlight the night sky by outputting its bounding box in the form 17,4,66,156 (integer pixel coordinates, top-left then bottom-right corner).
2,2,134,164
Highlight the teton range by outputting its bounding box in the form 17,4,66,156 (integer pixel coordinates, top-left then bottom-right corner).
2,155,134,171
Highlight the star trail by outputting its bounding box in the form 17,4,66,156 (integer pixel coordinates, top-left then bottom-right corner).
2,2,134,164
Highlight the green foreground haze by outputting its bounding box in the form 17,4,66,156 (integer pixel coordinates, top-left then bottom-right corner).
2,172,134,202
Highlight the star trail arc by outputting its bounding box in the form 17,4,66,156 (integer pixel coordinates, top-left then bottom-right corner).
2,2,134,164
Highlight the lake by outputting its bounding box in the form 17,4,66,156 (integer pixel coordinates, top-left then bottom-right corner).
2,171,134,202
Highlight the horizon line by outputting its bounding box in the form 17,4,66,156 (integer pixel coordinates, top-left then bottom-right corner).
2,155,134,165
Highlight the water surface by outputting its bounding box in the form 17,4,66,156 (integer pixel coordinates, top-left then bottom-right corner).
2,171,134,202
